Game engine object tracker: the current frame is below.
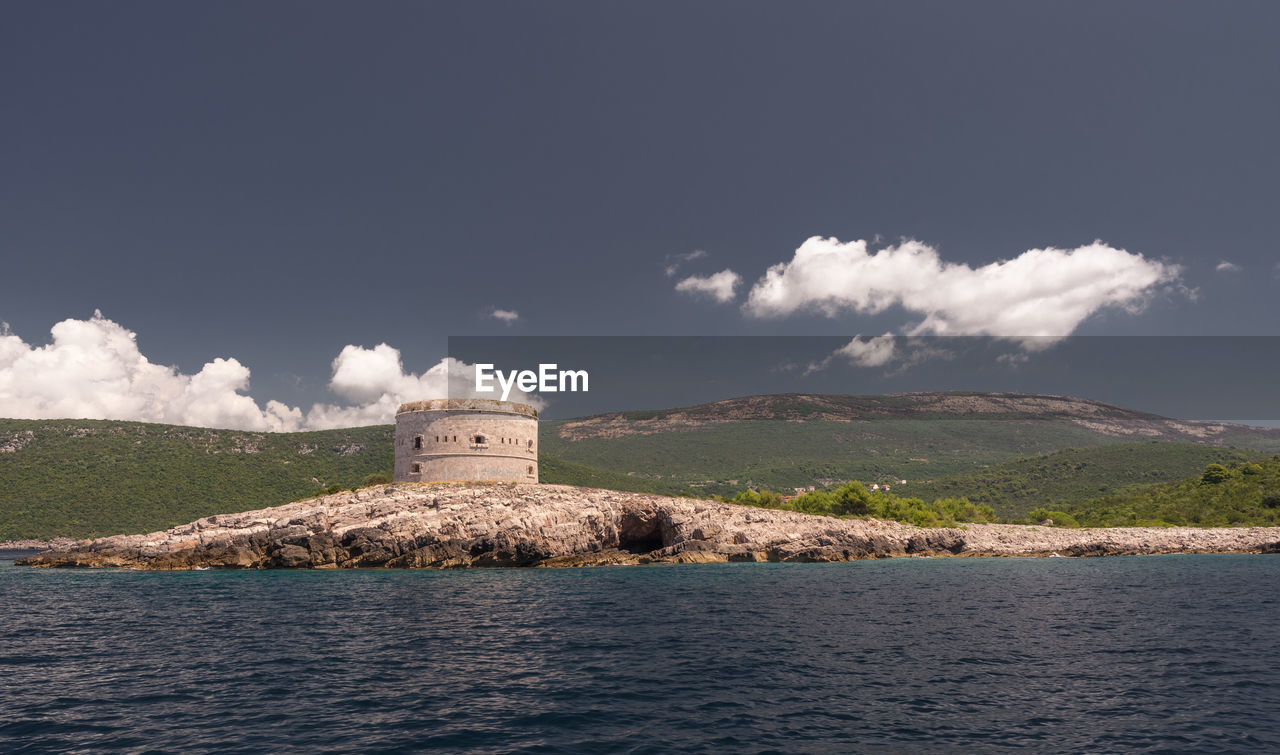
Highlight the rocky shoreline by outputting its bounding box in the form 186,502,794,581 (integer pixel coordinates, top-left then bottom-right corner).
16,483,1280,569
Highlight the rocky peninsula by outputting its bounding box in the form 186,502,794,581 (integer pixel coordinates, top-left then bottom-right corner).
17,483,1280,569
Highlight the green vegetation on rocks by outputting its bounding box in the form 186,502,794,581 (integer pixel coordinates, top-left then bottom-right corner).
900,442,1263,520
1062,456,1280,527
719,482,996,528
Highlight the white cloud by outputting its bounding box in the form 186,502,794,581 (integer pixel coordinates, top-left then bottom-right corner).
490,308,520,324
834,334,898,367
805,334,898,375
675,269,742,303
0,311,297,431
663,249,708,277
744,237,1180,343
0,312,541,431
305,352,542,430
1216,260,1242,273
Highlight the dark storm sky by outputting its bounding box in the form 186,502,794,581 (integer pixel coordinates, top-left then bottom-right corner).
3,0,1279,412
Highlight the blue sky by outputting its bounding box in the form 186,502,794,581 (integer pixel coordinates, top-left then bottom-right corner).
2,1,1278,428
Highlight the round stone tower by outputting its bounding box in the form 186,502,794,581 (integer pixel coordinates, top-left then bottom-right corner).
394,398,538,483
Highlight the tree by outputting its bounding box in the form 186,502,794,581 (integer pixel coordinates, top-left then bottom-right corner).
833,483,872,515
1201,464,1231,485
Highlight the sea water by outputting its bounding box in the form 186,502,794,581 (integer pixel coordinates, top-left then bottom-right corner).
2,554,1278,752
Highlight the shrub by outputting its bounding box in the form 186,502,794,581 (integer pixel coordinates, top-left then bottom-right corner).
1262,493,1280,509
362,471,393,486
1028,508,1080,528
726,488,784,508
791,491,838,516
783,484,992,527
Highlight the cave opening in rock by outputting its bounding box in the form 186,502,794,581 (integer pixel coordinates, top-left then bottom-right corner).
617,513,666,554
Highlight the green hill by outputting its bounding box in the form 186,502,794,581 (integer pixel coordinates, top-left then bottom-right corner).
895,442,1265,520
0,419,393,539
1061,456,1280,527
538,455,687,496
541,393,1280,498
4,392,1279,539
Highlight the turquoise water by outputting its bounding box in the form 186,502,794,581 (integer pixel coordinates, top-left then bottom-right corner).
2,554,1278,752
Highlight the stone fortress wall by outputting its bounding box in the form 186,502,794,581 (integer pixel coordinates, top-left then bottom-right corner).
394,398,538,483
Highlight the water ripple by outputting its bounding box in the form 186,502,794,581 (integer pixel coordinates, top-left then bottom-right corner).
2,555,1279,751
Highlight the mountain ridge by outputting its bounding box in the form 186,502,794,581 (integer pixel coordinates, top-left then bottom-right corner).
553,392,1267,445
